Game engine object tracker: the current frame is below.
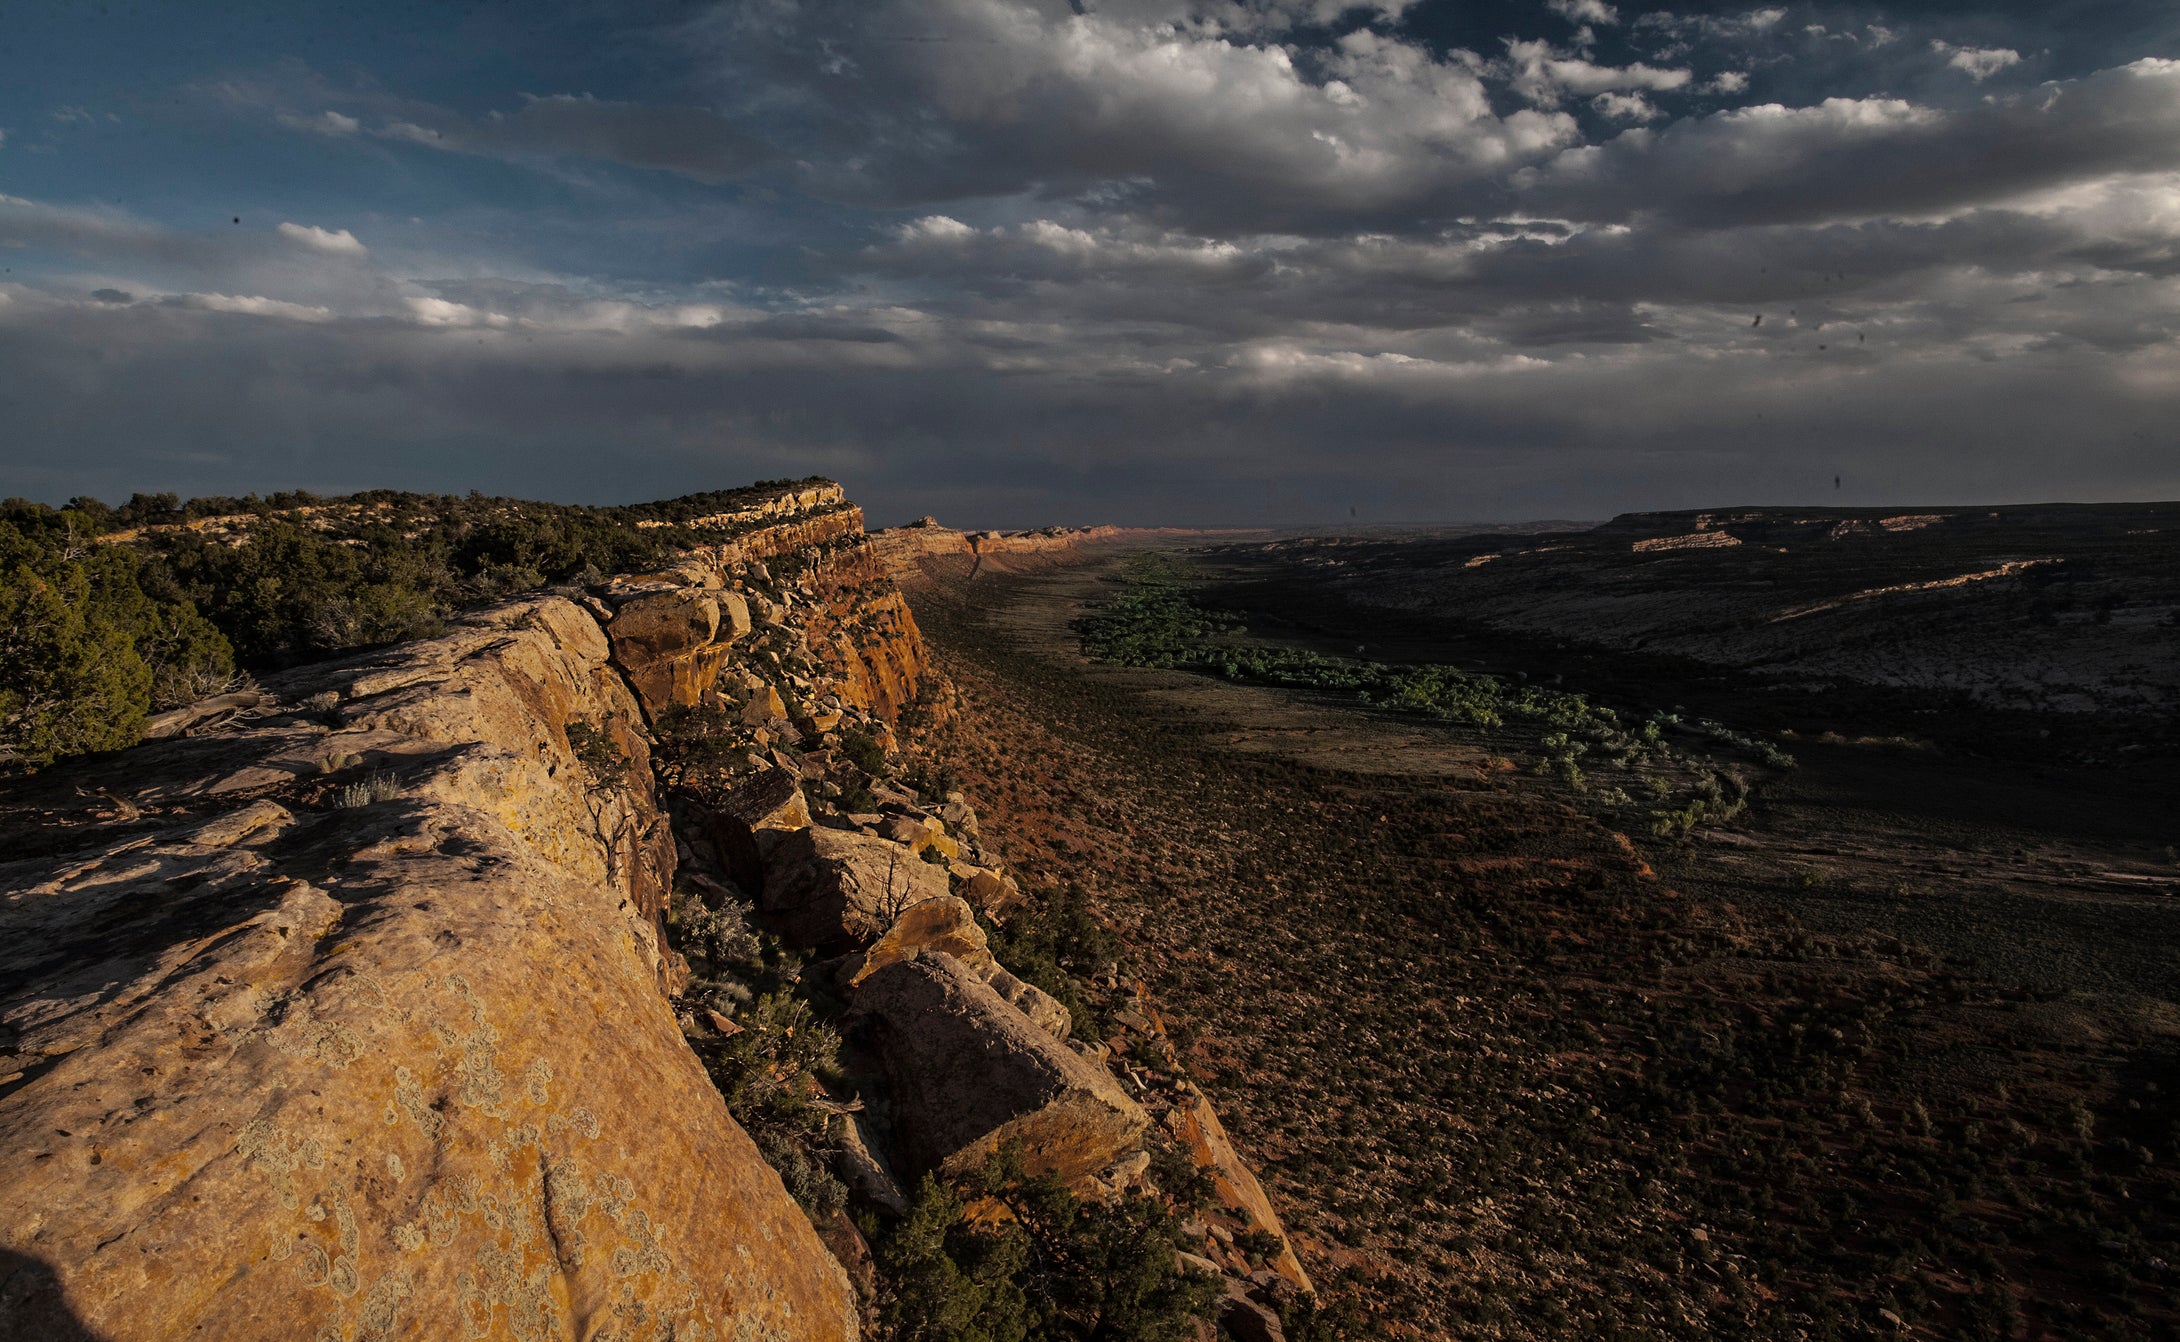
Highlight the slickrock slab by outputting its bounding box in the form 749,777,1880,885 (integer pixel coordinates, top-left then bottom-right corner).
0,598,858,1342
852,952,1145,1185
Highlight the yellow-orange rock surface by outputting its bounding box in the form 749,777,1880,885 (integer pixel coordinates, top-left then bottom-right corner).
0,597,858,1341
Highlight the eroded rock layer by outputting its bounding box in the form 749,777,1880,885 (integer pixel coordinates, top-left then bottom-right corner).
1,482,1310,1341
0,597,858,1342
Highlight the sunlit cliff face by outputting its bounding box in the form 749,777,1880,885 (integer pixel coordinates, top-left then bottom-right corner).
4,1,2179,521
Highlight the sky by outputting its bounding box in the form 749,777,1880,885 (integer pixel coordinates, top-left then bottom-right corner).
2,0,2178,526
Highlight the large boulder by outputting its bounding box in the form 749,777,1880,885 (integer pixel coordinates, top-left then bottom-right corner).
0,598,859,1342
709,766,812,894
840,898,1072,1039
761,827,951,949
605,586,752,716
853,952,1145,1184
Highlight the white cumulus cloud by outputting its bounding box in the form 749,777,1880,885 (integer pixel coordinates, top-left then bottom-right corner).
1592,92,1662,122
1547,0,1619,26
1933,42,2023,82
276,221,368,256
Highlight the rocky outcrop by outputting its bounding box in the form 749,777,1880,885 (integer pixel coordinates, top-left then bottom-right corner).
760,825,952,949
5,479,1313,1340
870,518,1132,577
602,500,927,724
0,596,859,1341
852,952,1148,1184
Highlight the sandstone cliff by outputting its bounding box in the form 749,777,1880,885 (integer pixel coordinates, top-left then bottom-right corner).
1,484,1307,1341
0,596,857,1341
869,518,1132,578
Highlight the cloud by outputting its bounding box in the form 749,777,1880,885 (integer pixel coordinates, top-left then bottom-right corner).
0,192,210,266
1591,92,1662,122
2,281,2174,526
1502,39,1691,109
1932,41,2023,82
452,94,774,184
248,78,773,184
277,222,368,257
1547,0,1619,27
866,216,1267,287
9,5,2180,523
693,0,1580,232
1516,59,2180,226
158,292,335,322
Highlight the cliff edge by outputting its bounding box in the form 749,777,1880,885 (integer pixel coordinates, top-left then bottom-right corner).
0,591,859,1340
0,485,1306,1341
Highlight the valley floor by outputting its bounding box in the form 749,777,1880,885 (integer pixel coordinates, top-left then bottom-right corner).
906,549,2180,1342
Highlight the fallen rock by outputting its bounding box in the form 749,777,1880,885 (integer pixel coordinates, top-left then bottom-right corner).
606,587,750,715
761,825,951,949
958,868,1026,921
1177,1251,1225,1279
835,1112,911,1217
937,796,981,842
741,684,787,725
1174,1090,1314,1295
839,895,995,986
853,952,1146,1184
1220,1285,1287,1342
709,766,812,893
983,965,1073,1040
816,1208,879,1307
838,899,1071,1040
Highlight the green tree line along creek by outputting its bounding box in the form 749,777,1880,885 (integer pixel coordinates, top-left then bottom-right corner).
1074,553,1795,838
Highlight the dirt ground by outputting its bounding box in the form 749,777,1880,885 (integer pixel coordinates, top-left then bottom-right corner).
902,544,2180,1342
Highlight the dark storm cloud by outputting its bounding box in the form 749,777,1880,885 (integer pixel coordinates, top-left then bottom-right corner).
1516,58,2180,225
3,284,2173,525
4,0,2179,522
